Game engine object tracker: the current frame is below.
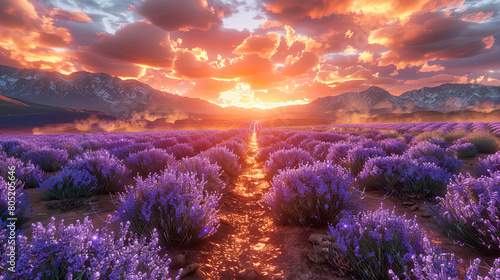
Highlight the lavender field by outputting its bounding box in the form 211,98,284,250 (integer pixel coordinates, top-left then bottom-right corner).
2,122,500,279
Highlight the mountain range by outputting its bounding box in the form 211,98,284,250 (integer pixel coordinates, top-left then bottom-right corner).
1,65,500,122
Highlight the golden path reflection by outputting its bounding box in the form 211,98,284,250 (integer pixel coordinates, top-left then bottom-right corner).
198,132,284,279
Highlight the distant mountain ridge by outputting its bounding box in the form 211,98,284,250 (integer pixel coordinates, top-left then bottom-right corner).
1,65,500,120
0,65,221,116
300,84,500,118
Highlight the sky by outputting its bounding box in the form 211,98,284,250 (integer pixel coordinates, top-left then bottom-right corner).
0,0,499,109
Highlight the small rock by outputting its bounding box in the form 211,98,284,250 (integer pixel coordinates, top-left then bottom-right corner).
180,263,199,278
409,204,420,211
307,251,327,264
245,270,259,280
421,210,431,218
308,233,334,245
402,201,415,206
220,217,231,226
170,254,187,269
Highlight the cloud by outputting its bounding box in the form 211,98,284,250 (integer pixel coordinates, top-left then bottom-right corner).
219,54,275,78
186,78,237,101
49,8,92,22
280,51,319,77
233,32,281,58
358,51,374,63
173,50,217,79
138,0,225,31
86,21,176,69
74,50,145,78
419,62,445,72
262,19,283,29
459,11,494,23
369,11,500,69
263,0,464,20
404,74,468,86
172,26,249,60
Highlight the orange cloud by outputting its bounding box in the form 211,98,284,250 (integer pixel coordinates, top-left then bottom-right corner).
74,50,145,78
262,20,283,29
404,74,468,86
138,0,224,31
419,62,445,72
460,11,494,23
219,54,275,78
0,0,75,72
87,21,176,69
173,50,217,79
369,12,499,69
265,0,464,21
483,36,495,49
280,51,319,77
233,32,281,58
284,26,322,53
358,51,374,63
49,8,92,22
186,78,237,101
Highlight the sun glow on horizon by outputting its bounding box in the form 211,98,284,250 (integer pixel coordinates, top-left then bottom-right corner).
214,83,309,109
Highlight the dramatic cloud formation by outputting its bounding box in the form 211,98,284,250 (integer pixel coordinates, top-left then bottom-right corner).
0,0,499,107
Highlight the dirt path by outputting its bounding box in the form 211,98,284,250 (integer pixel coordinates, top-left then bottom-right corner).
196,133,284,279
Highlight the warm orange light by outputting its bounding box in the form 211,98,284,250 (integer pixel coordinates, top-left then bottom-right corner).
215,83,308,109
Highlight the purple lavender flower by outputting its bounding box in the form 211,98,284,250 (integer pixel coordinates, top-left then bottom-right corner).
22,147,69,172
114,168,221,248
125,148,176,178
358,155,450,198
66,150,130,193
327,206,426,280
478,152,500,176
266,162,359,227
0,217,176,279
264,147,314,180
431,172,500,253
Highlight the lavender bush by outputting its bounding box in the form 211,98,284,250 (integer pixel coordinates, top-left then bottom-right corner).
166,143,195,160
1,178,31,230
40,168,98,200
448,142,478,159
358,156,450,199
125,148,176,178
327,206,426,280
266,162,359,227
0,155,44,188
255,141,292,163
343,147,386,176
325,142,353,164
406,141,462,174
380,138,408,156
115,169,220,249
203,146,241,177
176,156,225,193
312,142,331,161
22,147,69,172
66,150,130,193
465,131,499,154
264,148,314,180
388,237,461,279
430,172,500,253
0,217,177,279
478,152,500,176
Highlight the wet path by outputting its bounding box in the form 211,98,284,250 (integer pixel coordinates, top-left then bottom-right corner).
198,133,284,279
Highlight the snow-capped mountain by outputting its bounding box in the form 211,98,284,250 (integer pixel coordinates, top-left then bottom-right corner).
302,84,500,117
0,65,221,116
304,86,407,116
399,83,500,112
1,65,500,119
